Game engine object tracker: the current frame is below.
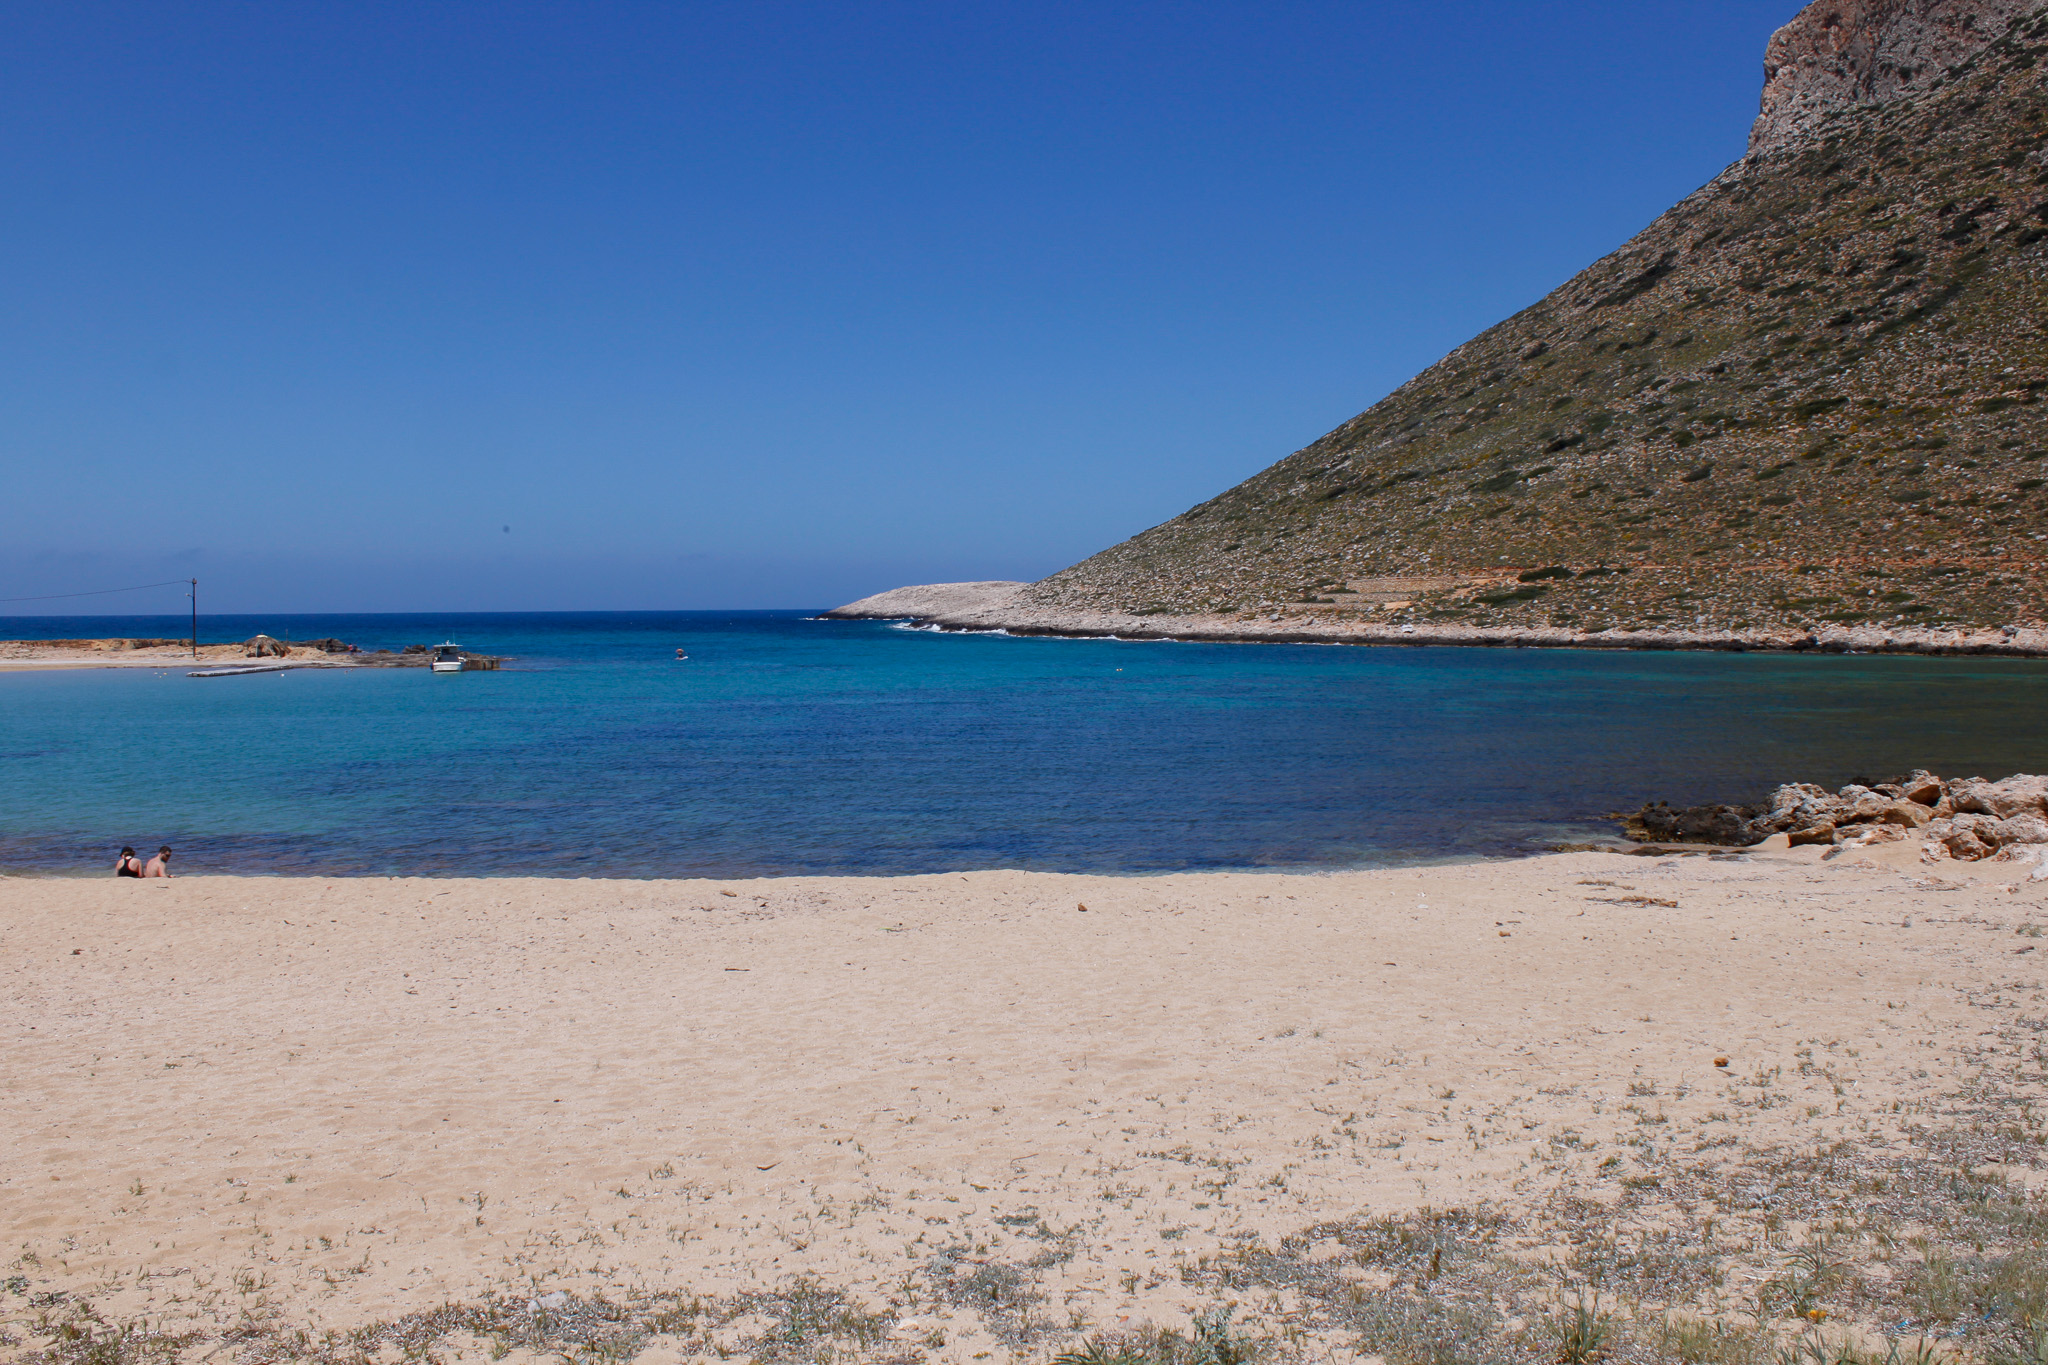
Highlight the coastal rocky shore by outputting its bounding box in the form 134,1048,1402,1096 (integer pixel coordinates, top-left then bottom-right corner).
1637,768,2048,860
821,579,2048,655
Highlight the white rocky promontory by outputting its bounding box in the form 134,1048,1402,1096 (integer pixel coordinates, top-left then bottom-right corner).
819,581,1026,620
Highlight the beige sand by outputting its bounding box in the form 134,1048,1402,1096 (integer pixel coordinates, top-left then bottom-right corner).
0,641,350,673
3,844,2043,1359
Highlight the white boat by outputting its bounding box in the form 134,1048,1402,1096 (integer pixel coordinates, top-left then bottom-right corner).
430,642,465,673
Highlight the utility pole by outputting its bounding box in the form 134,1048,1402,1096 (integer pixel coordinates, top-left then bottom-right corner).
190,579,198,659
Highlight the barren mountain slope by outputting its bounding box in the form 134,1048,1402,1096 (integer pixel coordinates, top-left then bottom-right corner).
1011,3,2048,638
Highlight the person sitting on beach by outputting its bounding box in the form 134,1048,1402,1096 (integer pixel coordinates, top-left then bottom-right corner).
143,846,173,878
114,847,143,877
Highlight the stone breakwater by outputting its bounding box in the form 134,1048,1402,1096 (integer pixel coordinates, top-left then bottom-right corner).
1638,770,2048,862
821,581,2048,656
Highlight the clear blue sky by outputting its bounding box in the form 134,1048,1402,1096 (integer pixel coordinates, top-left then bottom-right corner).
2,0,1796,614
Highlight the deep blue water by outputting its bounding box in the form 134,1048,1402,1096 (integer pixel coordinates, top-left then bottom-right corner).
4,610,2048,878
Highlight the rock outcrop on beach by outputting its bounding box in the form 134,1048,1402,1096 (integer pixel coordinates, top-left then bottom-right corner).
241,635,359,658
857,0,2048,650
1636,769,2048,859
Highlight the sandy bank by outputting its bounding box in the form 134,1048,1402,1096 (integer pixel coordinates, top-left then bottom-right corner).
0,640,502,673
0,641,354,673
5,843,2046,1361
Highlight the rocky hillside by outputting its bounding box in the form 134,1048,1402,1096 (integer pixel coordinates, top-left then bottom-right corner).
1005,0,2048,640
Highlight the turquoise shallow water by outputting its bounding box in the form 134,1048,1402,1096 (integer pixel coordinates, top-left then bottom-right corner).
4,610,2048,877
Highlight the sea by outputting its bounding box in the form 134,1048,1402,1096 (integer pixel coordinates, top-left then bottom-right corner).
3,610,2046,879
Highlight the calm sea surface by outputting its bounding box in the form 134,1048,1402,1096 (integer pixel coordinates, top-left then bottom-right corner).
3,610,2047,878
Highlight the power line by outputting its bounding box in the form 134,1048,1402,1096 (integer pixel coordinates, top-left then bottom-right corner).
0,578,194,604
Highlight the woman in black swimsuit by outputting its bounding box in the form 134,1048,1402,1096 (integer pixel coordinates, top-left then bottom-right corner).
115,846,143,877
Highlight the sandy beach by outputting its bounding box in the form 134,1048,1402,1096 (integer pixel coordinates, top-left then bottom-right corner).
6,841,2046,1363
0,641,341,673
0,640,495,674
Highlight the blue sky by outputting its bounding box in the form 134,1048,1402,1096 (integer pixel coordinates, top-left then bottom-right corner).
2,0,1795,614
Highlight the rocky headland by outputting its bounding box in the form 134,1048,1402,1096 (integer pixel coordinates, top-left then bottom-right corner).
837,0,2048,651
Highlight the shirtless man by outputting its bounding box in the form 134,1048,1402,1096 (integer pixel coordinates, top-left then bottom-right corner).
143,846,173,878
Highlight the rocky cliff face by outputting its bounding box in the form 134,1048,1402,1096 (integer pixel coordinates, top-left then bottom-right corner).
1752,0,2037,151
1001,1,2048,641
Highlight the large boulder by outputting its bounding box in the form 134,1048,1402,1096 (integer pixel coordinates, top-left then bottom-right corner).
244,635,293,658
1877,799,1933,828
1991,813,2048,846
1753,783,1844,835
1901,770,1944,805
1950,775,2048,818
1927,818,1996,860
1926,810,2033,860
